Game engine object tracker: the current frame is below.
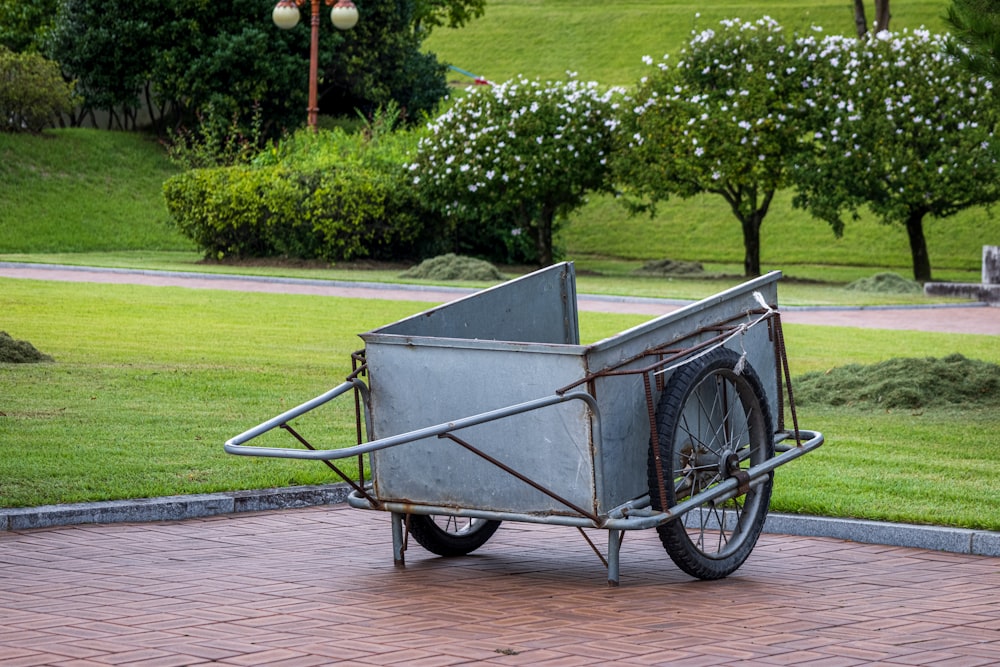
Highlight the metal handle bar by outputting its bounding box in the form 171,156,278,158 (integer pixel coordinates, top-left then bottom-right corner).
224,383,602,462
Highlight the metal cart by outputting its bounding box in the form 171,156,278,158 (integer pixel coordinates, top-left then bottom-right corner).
225,263,822,585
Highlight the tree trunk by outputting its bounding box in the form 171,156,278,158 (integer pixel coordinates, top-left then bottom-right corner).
905,209,932,282
854,0,869,37
875,0,891,32
535,204,555,267
854,1,890,37
741,211,764,278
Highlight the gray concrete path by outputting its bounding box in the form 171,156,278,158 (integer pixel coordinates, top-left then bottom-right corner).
2,261,999,334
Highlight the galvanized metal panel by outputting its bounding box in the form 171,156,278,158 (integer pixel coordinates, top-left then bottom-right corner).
364,342,594,515
360,264,783,519
584,273,782,513
371,262,579,345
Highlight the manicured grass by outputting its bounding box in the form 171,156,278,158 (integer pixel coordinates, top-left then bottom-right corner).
0,130,191,253
564,192,995,282
773,405,1000,530
3,278,999,532
425,0,951,87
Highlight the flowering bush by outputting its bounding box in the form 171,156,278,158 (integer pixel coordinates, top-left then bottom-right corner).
613,16,818,277
791,28,1000,281
407,75,626,265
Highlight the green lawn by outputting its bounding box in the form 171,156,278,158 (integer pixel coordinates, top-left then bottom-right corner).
0,131,188,253
3,278,999,531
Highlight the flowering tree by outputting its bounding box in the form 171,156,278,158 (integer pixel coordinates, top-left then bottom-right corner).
408,75,625,266
791,28,1000,282
612,17,816,277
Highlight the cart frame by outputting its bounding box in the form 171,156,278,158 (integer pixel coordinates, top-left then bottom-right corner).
225,266,823,585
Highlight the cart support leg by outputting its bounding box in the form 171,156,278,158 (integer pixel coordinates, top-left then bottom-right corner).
607,529,623,587
391,512,406,568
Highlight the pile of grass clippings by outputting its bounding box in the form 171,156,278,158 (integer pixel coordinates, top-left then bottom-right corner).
633,258,705,277
0,332,54,363
399,254,505,281
845,272,922,294
794,354,1000,409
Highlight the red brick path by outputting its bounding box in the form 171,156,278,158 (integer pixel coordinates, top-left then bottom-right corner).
2,505,999,666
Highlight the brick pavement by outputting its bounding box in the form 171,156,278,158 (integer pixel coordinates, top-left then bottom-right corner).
2,505,1000,666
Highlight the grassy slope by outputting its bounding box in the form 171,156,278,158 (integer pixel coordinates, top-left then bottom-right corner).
425,0,949,87
0,130,192,253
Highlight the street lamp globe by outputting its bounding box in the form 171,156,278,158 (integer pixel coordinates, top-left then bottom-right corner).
330,0,359,30
272,0,301,29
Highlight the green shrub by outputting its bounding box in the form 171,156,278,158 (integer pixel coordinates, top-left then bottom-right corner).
408,75,625,266
163,110,446,262
166,103,266,169
163,167,295,259
0,46,75,132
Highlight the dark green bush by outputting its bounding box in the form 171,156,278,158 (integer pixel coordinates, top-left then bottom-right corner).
162,166,305,259
0,46,75,132
163,117,444,262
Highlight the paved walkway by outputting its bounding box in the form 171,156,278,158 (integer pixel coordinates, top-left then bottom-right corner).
2,262,998,334
3,505,1000,666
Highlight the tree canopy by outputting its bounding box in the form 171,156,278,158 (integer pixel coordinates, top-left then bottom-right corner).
0,0,57,52
790,28,1000,281
408,75,624,266
44,0,462,136
946,0,1000,83
613,17,816,277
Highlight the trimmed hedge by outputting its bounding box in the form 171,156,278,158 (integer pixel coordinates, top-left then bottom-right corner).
163,138,433,262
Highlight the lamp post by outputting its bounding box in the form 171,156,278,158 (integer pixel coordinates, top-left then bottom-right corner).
272,0,359,131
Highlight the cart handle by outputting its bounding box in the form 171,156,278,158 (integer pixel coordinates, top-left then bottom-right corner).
224,382,601,462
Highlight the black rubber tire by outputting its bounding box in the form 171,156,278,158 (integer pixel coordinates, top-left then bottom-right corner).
648,347,774,580
407,515,502,557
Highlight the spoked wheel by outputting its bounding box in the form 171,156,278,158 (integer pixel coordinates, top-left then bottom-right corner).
648,348,774,580
407,514,502,557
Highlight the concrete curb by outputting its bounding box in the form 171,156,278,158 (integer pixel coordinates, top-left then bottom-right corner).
0,484,350,532
3,484,999,559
